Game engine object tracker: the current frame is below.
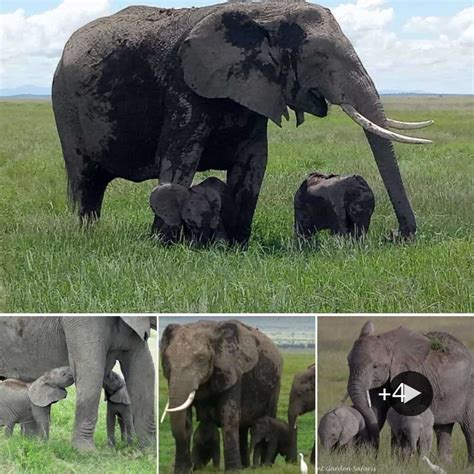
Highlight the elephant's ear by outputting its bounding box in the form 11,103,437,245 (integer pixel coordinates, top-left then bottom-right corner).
213,320,259,390
28,377,67,407
336,410,358,446
150,184,189,227
384,327,431,377
109,386,131,405
121,317,153,341
160,324,180,355
359,321,375,337
180,9,287,126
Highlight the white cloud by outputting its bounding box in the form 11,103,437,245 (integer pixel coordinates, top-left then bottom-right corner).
0,0,111,89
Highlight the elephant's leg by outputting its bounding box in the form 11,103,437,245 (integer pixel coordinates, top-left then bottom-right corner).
106,407,116,447
264,439,278,465
311,442,315,464
119,343,155,446
239,427,250,467
31,405,51,440
227,116,268,246
4,422,14,437
460,420,474,463
170,408,193,474
252,443,262,467
212,440,221,468
434,423,454,464
123,410,134,445
218,384,242,470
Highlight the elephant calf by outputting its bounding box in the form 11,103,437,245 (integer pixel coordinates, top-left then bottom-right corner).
387,407,434,458
150,177,237,244
0,367,73,439
192,421,220,470
294,172,375,239
103,371,134,446
250,416,291,466
318,406,368,450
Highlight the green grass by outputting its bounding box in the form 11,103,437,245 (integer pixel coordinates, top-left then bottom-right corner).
1,97,473,312
318,317,474,474
159,351,315,473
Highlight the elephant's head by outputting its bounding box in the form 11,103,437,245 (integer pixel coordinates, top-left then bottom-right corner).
181,3,433,237
318,410,344,450
103,371,131,405
347,321,431,449
288,363,315,461
28,366,74,407
121,316,155,341
249,416,272,451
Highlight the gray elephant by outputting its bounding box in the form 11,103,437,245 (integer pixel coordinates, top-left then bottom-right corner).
387,407,434,458
0,367,73,439
103,371,134,446
191,421,220,470
53,3,433,244
160,319,283,473
249,416,291,466
0,316,156,451
288,364,315,463
318,406,368,450
347,321,474,464
294,172,375,239
149,177,236,244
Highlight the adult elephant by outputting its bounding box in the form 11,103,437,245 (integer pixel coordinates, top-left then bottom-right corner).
160,319,283,473
288,363,315,463
347,321,474,464
0,316,156,450
52,3,432,243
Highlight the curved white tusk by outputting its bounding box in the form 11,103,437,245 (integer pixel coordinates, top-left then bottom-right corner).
386,118,434,130
160,401,169,423
166,391,196,413
366,390,372,408
341,104,432,144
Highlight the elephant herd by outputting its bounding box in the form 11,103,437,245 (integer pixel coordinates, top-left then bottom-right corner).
318,321,474,469
160,319,315,472
0,317,156,450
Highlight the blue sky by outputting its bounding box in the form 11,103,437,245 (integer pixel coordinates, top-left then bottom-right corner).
1,0,473,94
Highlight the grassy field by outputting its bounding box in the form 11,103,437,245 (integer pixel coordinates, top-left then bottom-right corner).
1,97,473,312
318,316,474,474
0,334,157,474
159,351,315,473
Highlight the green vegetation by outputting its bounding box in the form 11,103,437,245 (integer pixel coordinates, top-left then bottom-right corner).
159,351,315,473
1,97,473,312
426,334,449,353
318,317,474,474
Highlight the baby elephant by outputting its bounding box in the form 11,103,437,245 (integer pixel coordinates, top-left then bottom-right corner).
318,406,367,450
387,407,434,458
250,416,291,466
192,421,220,470
150,177,236,244
294,172,375,239
103,371,134,446
0,366,73,439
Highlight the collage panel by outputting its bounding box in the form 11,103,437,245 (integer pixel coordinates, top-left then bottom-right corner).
158,315,316,473
317,316,474,474
0,315,157,474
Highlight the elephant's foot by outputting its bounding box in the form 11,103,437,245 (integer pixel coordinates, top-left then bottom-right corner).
384,229,415,243
73,437,96,452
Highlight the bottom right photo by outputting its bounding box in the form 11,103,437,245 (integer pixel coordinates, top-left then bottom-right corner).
318,316,474,474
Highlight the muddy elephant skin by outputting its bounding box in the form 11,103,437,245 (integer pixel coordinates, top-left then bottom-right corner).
191,421,221,470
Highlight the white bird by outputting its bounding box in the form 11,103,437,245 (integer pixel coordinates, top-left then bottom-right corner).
422,456,447,474
299,452,308,474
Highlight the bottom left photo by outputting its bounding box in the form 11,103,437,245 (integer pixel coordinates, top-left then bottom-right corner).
0,315,157,474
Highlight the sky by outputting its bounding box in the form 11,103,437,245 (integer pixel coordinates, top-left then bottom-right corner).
0,0,473,94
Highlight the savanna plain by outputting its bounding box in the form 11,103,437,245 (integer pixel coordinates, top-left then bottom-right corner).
0,334,157,473
318,317,474,474
1,96,473,312
159,351,315,473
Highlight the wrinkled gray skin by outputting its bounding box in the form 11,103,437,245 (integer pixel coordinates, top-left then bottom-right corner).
294,172,375,239
103,371,134,446
52,3,417,244
288,364,315,463
318,406,368,450
161,320,283,473
249,416,291,466
347,321,474,464
150,177,236,244
0,317,156,451
191,421,220,470
0,367,73,439
387,407,434,458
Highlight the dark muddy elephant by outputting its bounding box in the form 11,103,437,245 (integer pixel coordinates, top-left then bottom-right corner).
52,3,433,243
191,421,221,470
288,363,315,463
347,321,474,464
0,316,156,451
160,319,283,473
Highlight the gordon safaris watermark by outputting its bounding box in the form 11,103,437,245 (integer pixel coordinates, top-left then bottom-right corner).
317,466,377,472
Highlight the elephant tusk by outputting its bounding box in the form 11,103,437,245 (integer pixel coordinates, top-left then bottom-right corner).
386,118,434,130
366,390,372,408
166,390,196,413
341,104,432,144
160,401,169,423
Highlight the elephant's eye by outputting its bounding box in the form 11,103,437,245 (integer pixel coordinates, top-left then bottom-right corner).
372,363,378,369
